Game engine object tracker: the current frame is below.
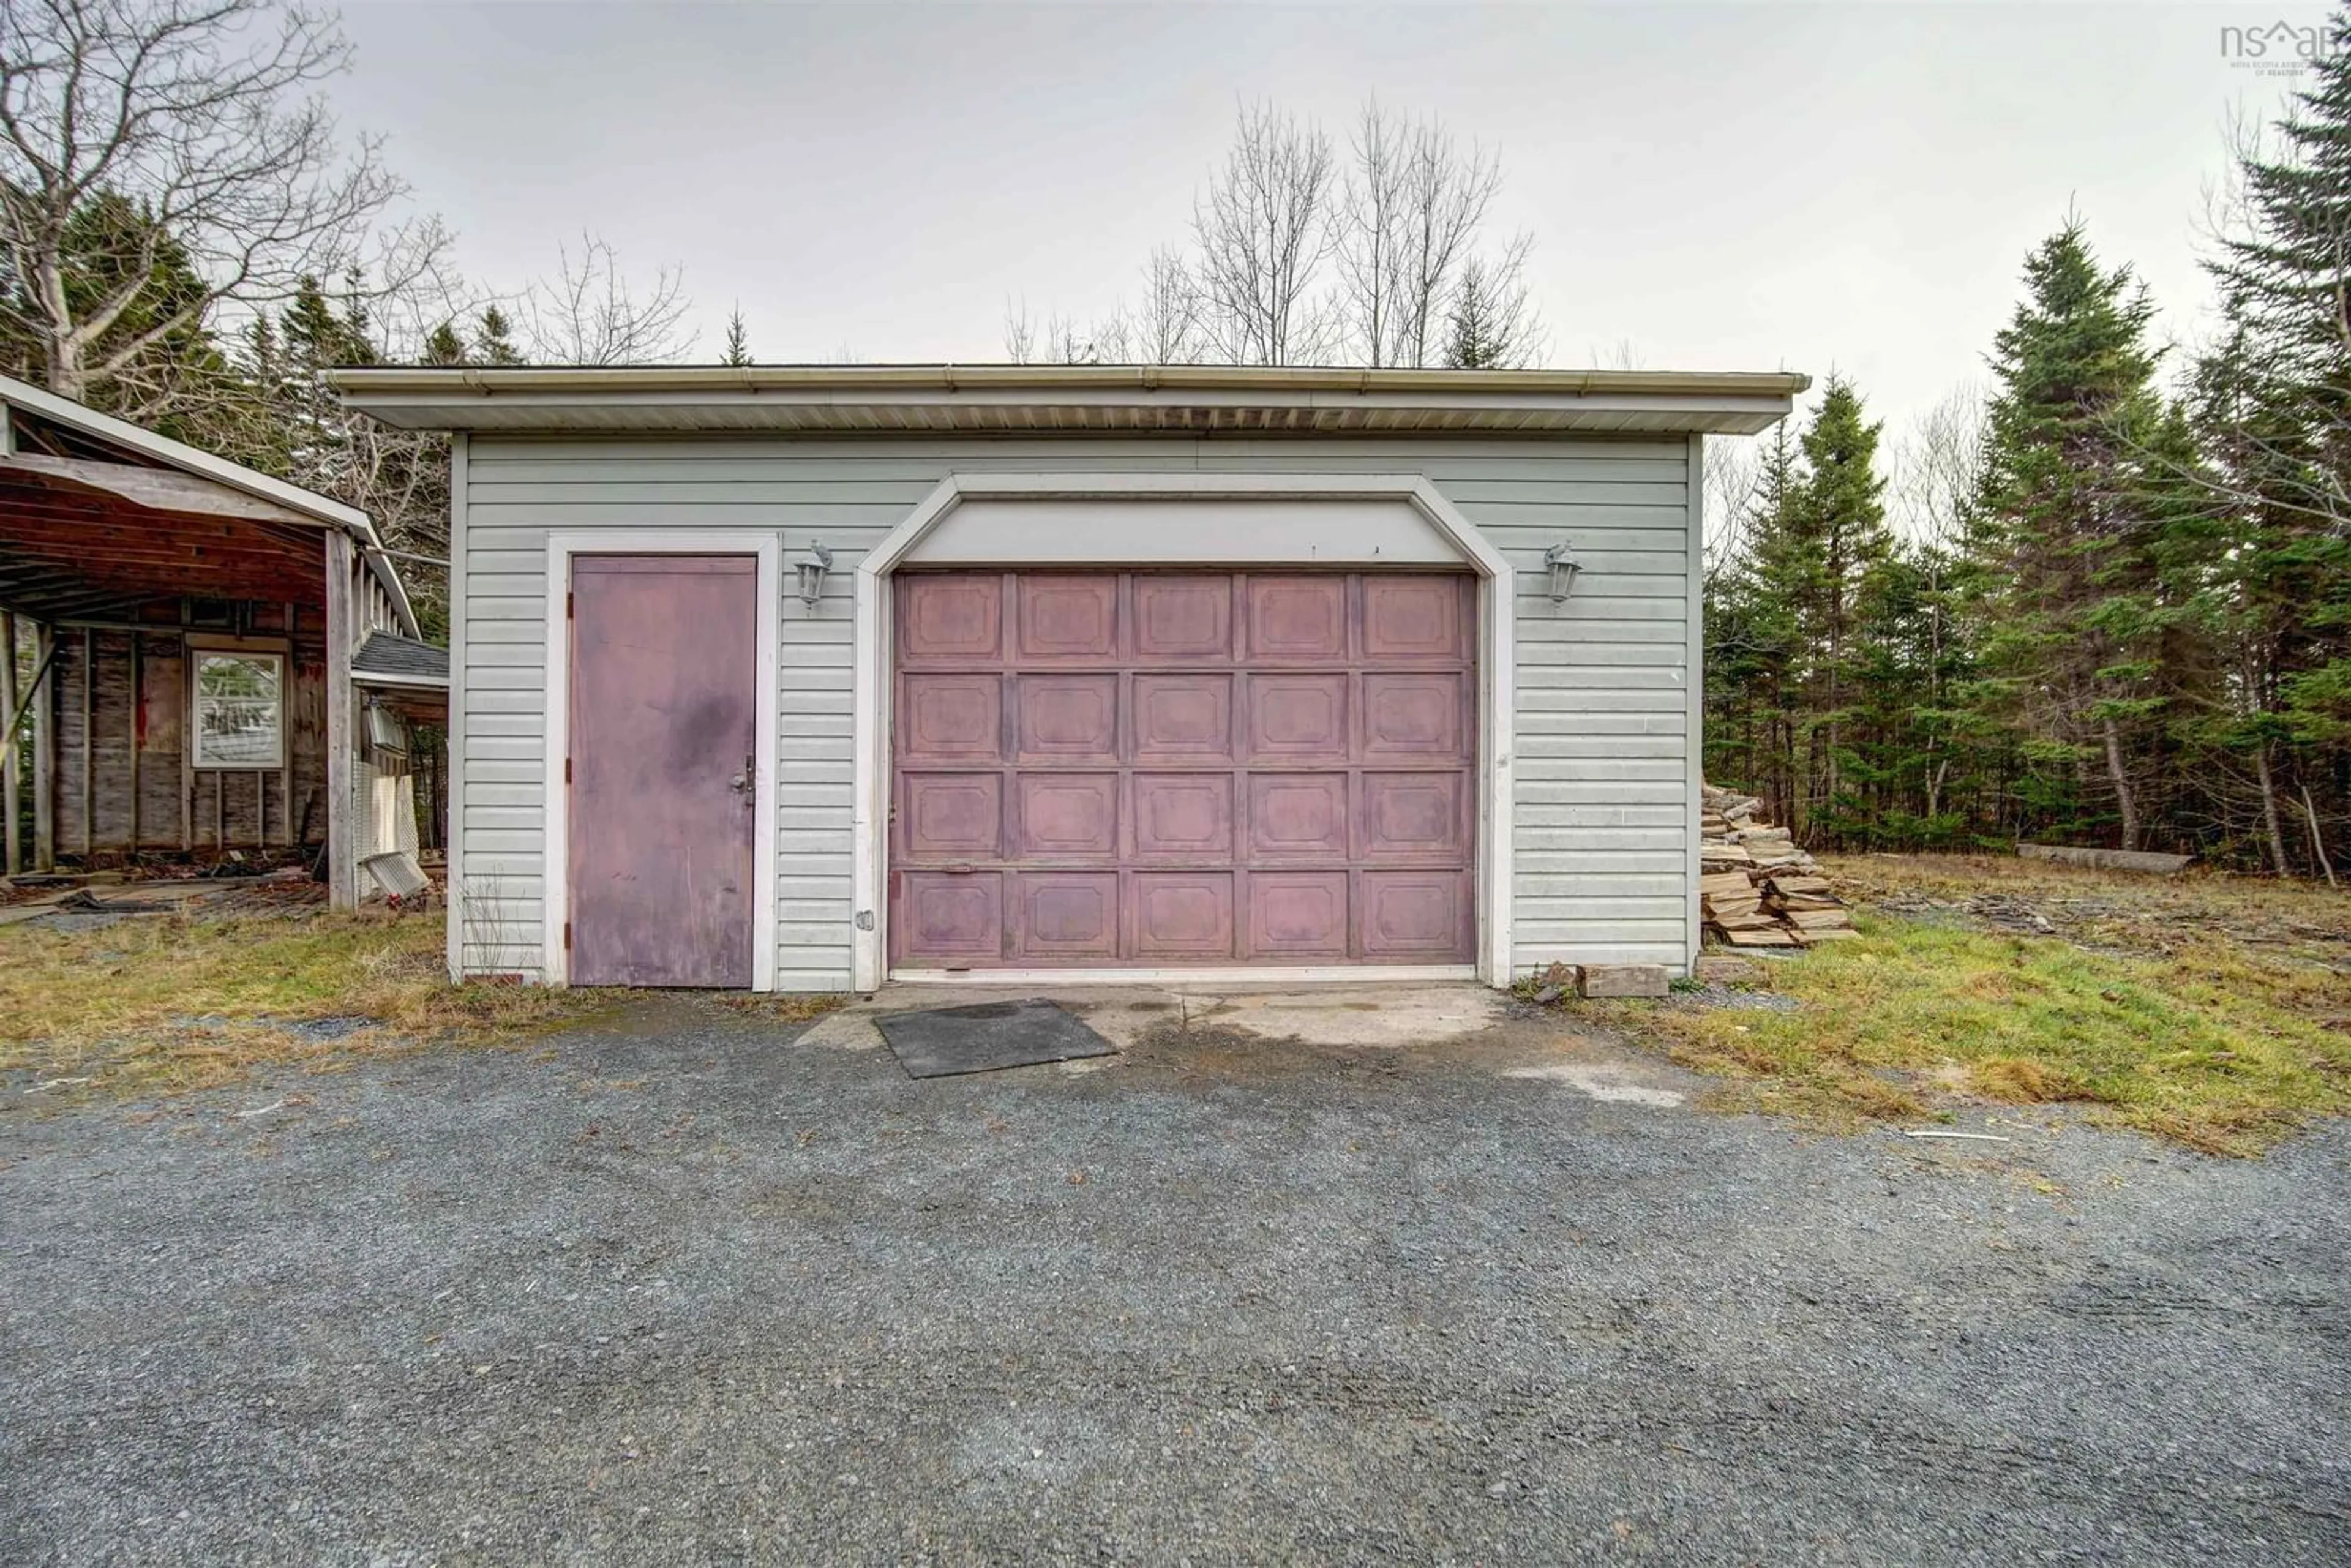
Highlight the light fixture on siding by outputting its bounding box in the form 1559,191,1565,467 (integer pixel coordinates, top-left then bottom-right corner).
795,540,834,607
1544,541,1581,603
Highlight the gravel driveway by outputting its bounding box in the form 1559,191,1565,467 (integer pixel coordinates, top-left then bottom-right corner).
3,994,2346,1565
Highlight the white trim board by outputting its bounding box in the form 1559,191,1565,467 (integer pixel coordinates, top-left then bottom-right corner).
542,529,781,991
892,966,1479,987
1684,434,1706,978
848,471,1516,993
444,435,468,983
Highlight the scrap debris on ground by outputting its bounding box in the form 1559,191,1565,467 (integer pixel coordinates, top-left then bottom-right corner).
1698,783,1859,947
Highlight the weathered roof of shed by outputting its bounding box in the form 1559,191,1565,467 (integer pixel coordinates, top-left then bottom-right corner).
0,373,418,631
331,363,1808,437
351,631,449,686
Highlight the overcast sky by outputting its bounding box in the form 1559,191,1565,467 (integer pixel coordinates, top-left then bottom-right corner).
331,1,2310,434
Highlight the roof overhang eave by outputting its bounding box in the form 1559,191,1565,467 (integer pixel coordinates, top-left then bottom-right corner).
330,364,1809,437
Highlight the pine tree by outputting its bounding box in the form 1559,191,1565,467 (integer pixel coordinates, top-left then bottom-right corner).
474,306,523,366
0,190,244,439
2191,7,2351,872
722,306,752,367
422,321,467,366
1440,258,1531,369
1968,220,2178,850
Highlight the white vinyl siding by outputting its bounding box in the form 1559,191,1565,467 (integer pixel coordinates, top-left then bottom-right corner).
454,436,1698,986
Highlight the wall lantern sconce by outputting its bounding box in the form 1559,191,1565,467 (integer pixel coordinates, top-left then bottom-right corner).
795,540,834,607
1544,541,1581,603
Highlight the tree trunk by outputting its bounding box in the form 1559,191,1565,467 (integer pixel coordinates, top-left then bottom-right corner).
2254,741,2292,877
2301,782,2338,888
2101,716,2140,852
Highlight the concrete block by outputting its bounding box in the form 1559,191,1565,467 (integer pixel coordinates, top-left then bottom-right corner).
1577,963,1670,999
1693,955,1764,986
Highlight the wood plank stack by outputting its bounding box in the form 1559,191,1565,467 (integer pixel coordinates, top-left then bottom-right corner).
1699,782,1859,947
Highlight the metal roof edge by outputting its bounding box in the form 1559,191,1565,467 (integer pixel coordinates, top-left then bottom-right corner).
331,361,1811,405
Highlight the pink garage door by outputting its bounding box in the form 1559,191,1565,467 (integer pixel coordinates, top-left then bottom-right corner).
568,555,759,986
890,571,1476,969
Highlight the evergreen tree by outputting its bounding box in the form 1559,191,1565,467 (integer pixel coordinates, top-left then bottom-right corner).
1968,221,2178,850
2190,7,2351,872
1440,257,1532,369
0,190,244,441
422,321,467,366
474,307,524,366
722,306,752,367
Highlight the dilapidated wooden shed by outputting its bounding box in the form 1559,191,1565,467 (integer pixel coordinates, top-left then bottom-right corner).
0,373,444,907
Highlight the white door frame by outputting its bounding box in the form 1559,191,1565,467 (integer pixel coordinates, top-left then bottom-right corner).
542,530,781,989
849,472,1516,992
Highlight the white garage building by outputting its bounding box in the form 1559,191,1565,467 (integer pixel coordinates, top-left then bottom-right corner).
334,365,1802,992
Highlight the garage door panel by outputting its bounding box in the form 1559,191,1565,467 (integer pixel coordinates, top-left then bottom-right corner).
1017,574,1119,661
1246,576,1349,660
1134,576,1235,659
1017,872,1120,959
899,673,1002,761
1363,671,1469,759
891,569,1475,969
898,576,1003,662
898,871,1003,961
1133,673,1235,760
1359,772,1470,860
1363,576,1469,660
1247,871,1351,959
1246,673,1349,760
1014,773,1119,857
1133,871,1235,958
1133,773,1234,859
1359,869,1472,958
1248,773,1348,859
899,772,1001,859
1014,674,1119,762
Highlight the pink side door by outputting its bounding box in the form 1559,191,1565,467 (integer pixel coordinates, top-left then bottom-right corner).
568,555,759,987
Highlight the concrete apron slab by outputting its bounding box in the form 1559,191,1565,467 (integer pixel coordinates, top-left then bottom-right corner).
796,980,1700,1109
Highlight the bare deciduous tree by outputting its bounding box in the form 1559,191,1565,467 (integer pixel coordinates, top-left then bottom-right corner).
1888,384,1985,547
1335,99,1409,366
1385,108,1505,368
520,232,694,365
0,0,422,406
1191,99,1337,366
1128,245,1200,362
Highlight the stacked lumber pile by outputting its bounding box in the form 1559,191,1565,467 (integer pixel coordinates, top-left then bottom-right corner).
1699,784,1859,947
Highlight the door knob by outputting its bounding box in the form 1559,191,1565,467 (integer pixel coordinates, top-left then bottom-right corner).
730,753,754,793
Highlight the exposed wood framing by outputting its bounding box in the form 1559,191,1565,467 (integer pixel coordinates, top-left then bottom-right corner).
126,631,139,848
280,602,296,846
78,628,90,854
325,529,356,910
178,625,193,850
32,620,51,868
2,610,16,873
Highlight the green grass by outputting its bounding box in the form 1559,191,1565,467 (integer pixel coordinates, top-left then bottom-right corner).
0,909,615,1098
1630,884,2351,1155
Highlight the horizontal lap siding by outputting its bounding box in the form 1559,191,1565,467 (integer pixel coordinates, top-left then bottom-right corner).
459,436,1694,985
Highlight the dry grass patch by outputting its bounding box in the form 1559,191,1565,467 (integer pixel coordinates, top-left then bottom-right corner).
1620,857,2351,1155
0,909,615,1098
714,992,848,1024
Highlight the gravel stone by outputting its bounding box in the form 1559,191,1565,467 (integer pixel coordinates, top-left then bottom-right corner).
1,994,2345,1564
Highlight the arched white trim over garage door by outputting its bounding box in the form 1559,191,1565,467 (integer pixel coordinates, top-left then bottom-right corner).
849,473,1515,991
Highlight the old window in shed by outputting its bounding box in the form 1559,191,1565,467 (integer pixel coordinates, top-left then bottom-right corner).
192,652,285,768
